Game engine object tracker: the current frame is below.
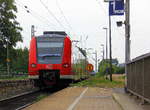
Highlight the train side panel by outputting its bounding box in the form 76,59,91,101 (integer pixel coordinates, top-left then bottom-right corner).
61,36,72,77
28,37,38,78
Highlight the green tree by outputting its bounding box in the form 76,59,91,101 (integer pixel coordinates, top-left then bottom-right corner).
0,0,22,67
11,47,29,73
113,66,125,74
98,59,109,75
98,58,122,75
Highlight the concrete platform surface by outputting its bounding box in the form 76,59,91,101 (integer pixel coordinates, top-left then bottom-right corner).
113,88,150,110
113,93,141,110
24,87,122,110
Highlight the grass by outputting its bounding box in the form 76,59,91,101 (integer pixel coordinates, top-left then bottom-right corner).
0,76,29,81
36,94,49,102
70,74,125,88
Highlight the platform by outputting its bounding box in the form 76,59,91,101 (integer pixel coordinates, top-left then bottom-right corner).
24,87,121,110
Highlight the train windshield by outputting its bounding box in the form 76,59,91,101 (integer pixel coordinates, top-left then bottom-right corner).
36,37,64,64
37,42,63,48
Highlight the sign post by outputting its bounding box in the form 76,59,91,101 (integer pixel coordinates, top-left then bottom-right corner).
104,0,124,81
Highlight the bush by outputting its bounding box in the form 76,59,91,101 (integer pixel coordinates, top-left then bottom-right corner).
98,60,125,75
115,67,125,74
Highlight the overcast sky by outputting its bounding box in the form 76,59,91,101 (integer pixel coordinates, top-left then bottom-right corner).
15,0,150,64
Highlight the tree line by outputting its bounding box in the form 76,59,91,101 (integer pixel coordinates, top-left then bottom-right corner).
0,0,28,73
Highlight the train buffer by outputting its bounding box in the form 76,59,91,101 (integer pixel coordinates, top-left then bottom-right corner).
23,87,149,110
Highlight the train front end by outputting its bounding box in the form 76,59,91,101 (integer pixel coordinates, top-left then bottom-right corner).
28,31,72,87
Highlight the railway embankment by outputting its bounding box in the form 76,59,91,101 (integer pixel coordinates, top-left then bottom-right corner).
0,79,37,100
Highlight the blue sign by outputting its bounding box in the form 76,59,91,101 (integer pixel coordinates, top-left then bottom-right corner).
109,0,124,16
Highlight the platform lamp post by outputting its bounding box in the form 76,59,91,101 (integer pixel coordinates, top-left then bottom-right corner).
100,44,105,60
84,48,90,76
84,36,89,74
6,36,10,75
92,50,98,73
103,27,108,60
93,51,98,73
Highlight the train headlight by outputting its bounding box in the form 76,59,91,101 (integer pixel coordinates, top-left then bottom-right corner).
31,63,37,68
63,63,69,68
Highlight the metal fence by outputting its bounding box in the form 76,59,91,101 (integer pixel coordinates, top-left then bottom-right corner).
127,53,150,102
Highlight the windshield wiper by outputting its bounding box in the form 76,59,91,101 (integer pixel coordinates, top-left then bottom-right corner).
38,54,61,57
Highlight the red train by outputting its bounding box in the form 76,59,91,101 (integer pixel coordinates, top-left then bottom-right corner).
28,31,88,87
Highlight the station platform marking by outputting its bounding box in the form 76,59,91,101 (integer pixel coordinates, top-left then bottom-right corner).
67,87,88,110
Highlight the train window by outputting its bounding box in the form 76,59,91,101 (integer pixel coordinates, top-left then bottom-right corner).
37,37,64,42
37,42,63,48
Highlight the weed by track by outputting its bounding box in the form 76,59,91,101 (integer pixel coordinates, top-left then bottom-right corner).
70,74,125,88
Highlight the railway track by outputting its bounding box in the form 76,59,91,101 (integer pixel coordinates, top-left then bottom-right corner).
0,85,67,110
0,89,41,110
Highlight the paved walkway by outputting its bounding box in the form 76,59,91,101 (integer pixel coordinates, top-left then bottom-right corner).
24,87,121,110
113,88,150,110
73,87,121,110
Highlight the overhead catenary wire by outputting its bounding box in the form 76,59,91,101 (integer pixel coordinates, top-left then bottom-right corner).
16,5,55,30
15,0,57,30
56,0,73,31
55,0,78,39
16,0,78,39
39,0,66,31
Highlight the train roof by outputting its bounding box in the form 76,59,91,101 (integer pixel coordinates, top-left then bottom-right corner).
43,31,67,36
44,31,67,35
36,31,68,38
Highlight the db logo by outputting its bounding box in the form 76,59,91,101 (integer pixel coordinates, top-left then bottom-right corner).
46,64,53,69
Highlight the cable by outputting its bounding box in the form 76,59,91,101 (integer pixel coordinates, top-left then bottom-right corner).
56,0,73,30
17,1,55,27
16,0,57,30
40,0,66,31
55,0,78,39
17,0,77,38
